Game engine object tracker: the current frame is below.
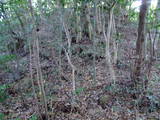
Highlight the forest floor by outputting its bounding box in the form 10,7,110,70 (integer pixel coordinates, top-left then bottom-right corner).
0,21,160,120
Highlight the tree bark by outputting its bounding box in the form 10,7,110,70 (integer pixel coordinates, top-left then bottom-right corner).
155,0,160,58
132,0,148,90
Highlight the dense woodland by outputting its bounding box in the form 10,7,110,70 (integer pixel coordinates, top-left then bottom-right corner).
0,0,160,119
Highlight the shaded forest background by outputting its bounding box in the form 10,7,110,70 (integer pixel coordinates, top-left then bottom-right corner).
0,0,160,119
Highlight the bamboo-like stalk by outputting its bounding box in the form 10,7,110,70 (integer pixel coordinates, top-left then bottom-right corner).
28,38,43,120
152,29,159,59
156,0,160,59
144,33,148,60
63,17,77,103
112,15,118,65
96,6,102,34
92,1,97,85
33,39,42,95
86,3,93,40
103,7,116,84
28,0,48,119
64,48,76,103
27,1,43,119
29,40,36,99
57,1,63,84
76,13,82,43
35,36,48,117
63,22,72,56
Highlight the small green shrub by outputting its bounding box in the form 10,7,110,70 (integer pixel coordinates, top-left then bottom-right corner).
0,113,5,120
0,54,16,64
0,54,17,72
13,115,38,120
15,118,21,120
74,87,85,95
29,115,38,120
0,84,9,102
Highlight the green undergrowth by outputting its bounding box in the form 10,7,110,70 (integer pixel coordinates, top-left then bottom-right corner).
0,54,17,72
0,113,38,120
0,84,10,102
0,54,16,65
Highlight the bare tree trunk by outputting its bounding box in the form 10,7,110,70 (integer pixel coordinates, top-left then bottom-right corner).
103,7,116,84
35,36,48,119
76,13,82,43
92,1,97,85
28,0,48,119
144,33,148,60
63,17,77,104
155,0,160,59
112,15,118,65
86,3,92,40
56,1,63,85
146,31,154,85
96,6,102,34
64,48,76,104
63,22,72,56
81,1,90,40
132,0,148,90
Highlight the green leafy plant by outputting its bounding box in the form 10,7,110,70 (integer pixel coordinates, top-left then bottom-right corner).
0,54,16,72
0,113,5,120
29,115,38,120
0,54,16,64
15,118,21,120
0,84,9,102
74,87,85,95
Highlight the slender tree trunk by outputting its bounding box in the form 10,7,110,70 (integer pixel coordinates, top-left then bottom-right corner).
112,15,118,65
86,3,92,40
81,1,90,39
76,13,82,43
28,0,48,119
132,0,148,90
155,0,160,59
64,48,76,104
92,1,97,85
103,7,116,84
96,6,102,34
